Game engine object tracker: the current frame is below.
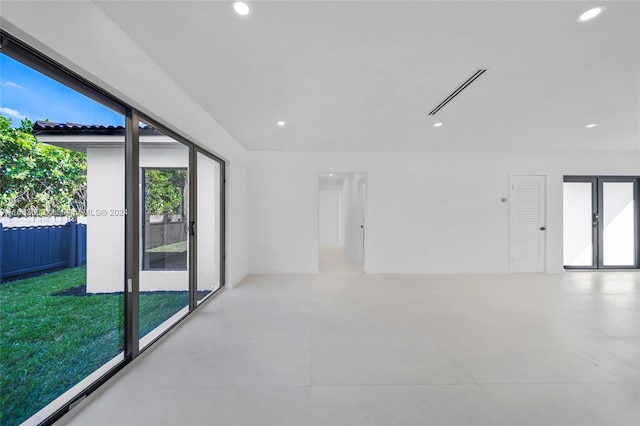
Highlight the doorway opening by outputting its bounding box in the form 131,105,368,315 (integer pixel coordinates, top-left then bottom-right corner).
563,176,640,269
318,172,367,272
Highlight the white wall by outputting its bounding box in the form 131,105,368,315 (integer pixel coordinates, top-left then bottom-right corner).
3,2,638,281
248,158,318,273
86,148,125,293
319,179,343,191
87,146,193,293
248,151,640,274
319,191,340,246
1,2,249,287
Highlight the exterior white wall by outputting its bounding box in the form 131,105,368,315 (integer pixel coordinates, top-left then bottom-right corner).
139,146,188,168
1,2,249,287
87,146,196,292
86,148,125,293
138,271,188,292
319,191,340,246
248,151,640,275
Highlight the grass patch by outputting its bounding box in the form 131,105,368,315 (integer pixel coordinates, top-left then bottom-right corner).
146,240,187,253
0,266,188,426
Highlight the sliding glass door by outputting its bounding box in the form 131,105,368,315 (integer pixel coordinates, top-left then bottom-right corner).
138,120,191,349
195,151,224,305
1,31,226,426
564,176,639,269
0,51,126,426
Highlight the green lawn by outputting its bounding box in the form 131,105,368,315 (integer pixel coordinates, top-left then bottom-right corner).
146,240,187,253
0,266,189,426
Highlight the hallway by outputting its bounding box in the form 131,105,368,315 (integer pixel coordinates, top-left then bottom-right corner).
318,245,363,274
60,248,639,425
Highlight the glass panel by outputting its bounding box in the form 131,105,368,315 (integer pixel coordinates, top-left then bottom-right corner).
143,168,188,270
196,152,221,304
0,52,124,425
563,182,594,266
602,182,636,266
138,121,190,348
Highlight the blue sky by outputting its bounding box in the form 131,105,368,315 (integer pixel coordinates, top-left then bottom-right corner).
0,53,124,127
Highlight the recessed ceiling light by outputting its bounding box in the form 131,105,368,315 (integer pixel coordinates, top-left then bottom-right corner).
329,173,334,177
578,6,605,22
434,122,443,127
233,1,250,16
277,121,285,126
586,123,597,128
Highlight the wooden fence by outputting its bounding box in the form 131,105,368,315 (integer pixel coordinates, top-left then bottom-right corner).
144,216,186,250
0,221,87,283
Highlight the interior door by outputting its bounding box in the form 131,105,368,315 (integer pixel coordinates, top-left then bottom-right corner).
360,181,366,264
353,178,366,264
510,175,546,272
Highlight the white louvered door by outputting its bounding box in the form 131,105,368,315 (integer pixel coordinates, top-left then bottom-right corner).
510,175,546,272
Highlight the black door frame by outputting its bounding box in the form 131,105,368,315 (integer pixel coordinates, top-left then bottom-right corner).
564,176,598,269
564,175,640,270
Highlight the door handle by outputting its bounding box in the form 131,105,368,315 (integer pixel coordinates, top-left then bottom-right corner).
539,226,546,231
592,213,599,227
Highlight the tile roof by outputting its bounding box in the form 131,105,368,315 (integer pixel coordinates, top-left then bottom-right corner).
33,121,163,136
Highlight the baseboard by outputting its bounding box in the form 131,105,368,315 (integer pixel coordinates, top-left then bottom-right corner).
226,272,248,289
364,267,512,274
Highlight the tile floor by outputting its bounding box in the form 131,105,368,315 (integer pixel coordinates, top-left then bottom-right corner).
59,247,640,425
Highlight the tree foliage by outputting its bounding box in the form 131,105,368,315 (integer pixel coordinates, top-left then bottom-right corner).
1,115,186,218
144,169,187,215
0,116,87,216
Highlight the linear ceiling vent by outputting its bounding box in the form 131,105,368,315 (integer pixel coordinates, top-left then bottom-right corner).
428,68,487,115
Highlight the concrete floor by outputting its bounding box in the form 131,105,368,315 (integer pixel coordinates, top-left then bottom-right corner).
59,247,639,425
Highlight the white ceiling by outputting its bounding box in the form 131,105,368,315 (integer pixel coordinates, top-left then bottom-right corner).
93,0,638,152
319,172,349,180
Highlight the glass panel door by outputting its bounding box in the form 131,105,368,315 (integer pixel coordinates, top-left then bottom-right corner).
196,152,222,304
564,176,639,270
138,120,190,348
0,52,125,426
563,181,596,267
601,181,636,267
1,32,227,425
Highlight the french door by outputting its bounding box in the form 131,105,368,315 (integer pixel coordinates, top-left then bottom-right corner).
563,176,639,269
